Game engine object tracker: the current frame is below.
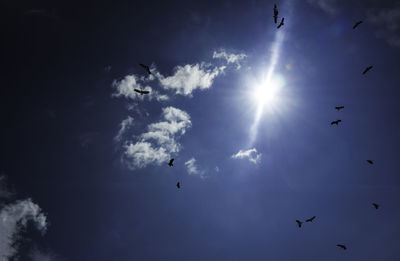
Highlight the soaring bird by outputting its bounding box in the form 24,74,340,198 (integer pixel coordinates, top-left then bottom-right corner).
372,203,379,209
277,17,284,28
337,244,347,250
168,158,174,167
306,216,316,222
362,66,373,75
331,120,342,125
139,63,152,74
366,160,374,165
134,89,150,95
296,220,303,228
352,20,363,29
335,106,344,111
176,182,180,189
273,4,279,24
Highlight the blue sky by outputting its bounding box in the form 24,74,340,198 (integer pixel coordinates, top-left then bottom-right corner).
1,0,400,260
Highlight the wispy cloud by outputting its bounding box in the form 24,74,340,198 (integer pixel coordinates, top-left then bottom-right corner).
231,148,262,164
112,74,169,102
30,248,63,261
123,107,191,169
367,5,400,47
0,199,47,260
185,157,205,178
213,50,247,69
115,116,134,142
158,63,222,96
307,0,340,15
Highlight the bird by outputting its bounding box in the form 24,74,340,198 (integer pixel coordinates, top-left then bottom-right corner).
277,17,284,28
366,160,374,165
336,244,347,250
296,220,303,228
362,66,373,75
372,203,379,209
331,120,342,125
139,63,152,75
273,4,279,24
168,158,174,167
176,182,180,189
352,20,363,29
335,106,344,111
134,89,150,95
306,216,316,222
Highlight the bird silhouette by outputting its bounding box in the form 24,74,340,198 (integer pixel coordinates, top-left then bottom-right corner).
273,4,279,24
337,244,347,250
139,63,152,75
134,89,150,95
176,182,180,189
352,20,363,29
335,106,344,111
362,66,373,75
331,120,342,125
366,160,374,165
168,158,174,167
277,17,284,28
372,203,379,209
296,220,303,228
306,216,316,222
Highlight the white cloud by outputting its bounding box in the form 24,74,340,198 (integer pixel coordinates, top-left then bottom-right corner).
115,116,134,142
307,0,340,15
213,50,247,69
123,107,191,169
158,63,221,96
231,148,261,164
0,199,47,260
367,5,400,47
215,166,220,172
112,74,169,102
185,158,206,178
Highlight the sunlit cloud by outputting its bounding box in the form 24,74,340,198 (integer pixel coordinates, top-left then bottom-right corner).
231,148,261,164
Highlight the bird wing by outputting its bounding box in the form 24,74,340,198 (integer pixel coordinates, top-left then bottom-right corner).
134,89,142,94
141,91,150,94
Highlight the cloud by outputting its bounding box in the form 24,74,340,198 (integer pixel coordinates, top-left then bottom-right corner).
30,248,62,261
123,107,191,169
112,74,169,102
115,116,134,142
231,148,261,164
213,50,247,69
307,0,340,15
367,5,400,47
158,63,221,96
0,176,12,199
0,199,47,260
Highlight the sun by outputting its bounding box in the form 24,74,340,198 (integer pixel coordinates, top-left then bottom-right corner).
251,74,285,107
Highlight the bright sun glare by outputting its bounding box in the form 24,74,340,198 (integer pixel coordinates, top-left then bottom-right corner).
252,74,285,106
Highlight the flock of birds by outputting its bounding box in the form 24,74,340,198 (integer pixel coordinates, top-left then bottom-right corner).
134,4,384,252
273,3,381,252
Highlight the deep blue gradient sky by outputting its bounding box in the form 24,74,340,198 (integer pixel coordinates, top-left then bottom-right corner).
1,0,400,260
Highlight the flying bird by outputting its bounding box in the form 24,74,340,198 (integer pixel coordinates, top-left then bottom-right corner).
134,89,150,95
335,106,344,111
331,120,342,125
176,182,180,189
372,203,379,209
366,160,374,165
306,216,316,222
168,158,174,167
296,220,303,228
277,17,284,28
139,63,152,75
362,66,373,75
352,20,363,29
273,4,279,24
337,244,347,250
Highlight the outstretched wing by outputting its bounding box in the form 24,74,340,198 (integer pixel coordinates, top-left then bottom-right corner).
134,89,143,94
295,220,302,228
141,91,150,94
306,216,316,222
353,21,362,29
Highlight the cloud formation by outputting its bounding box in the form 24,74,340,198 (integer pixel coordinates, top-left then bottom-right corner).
115,116,134,142
30,248,62,261
158,63,221,96
231,148,262,164
184,157,205,178
367,5,400,47
213,50,247,69
112,74,169,102
123,107,191,169
307,0,340,15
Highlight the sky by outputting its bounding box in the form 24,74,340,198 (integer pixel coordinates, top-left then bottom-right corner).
1,0,400,260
